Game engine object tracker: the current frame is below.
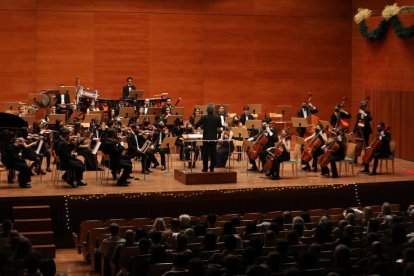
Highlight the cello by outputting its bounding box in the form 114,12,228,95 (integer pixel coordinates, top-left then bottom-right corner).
362,127,390,164
264,141,285,172
318,130,343,167
246,121,275,160
301,125,328,162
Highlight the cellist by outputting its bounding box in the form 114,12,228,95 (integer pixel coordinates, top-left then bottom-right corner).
360,122,391,175
320,127,346,178
247,119,278,172
265,130,290,180
302,123,328,171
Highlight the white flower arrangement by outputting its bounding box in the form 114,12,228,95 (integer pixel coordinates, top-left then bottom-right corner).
382,3,401,20
354,8,372,24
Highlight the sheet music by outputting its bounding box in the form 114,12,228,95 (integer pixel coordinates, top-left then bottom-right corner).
35,139,44,155
92,141,101,155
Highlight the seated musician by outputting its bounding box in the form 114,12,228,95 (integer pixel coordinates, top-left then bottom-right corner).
54,128,86,187
240,105,254,126
182,122,200,169
297,101,318,138
55,90,74,121
143,98,151,114
217,105,228,126
160,106,172,123
360,122,391,176
173,117,186,161
320,128,346,178
216,124,234,168
248,119,278,172
21,131,46,176
330,105,351,130
17,106,26,117
122,76,136,99
101,128,133,186
162,97,181,114
86,100,100,114
189,107,201,125
302,123,327,171
73,122,99,171
265,132,291,180
2,138,32,188
151,120,169,171
32,121,51,172
126,124,156,174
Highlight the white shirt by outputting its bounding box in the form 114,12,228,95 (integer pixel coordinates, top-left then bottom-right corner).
61,94,65,104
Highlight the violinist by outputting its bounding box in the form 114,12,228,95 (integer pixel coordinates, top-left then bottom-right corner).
265,131,290,180
2,137,32,188
162,97,181,114
247,119,278,172
122,76,136,99
74,122,99,171
151,120,169,170
302,123,328,171
55,128,86,187
86,100,100,114
126,124,156,174
297,100,318,137
173,117,186,161
32,120,52,172
360,122,391,175
161,106,172,123
330,105,351,130
240,106,254,126
183,122,200,169
320,127,346,178
189,107,201,125
216,124,234,168
21,130,46,176
101,128,133,186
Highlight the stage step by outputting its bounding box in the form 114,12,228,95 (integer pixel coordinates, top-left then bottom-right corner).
12,205,51,219
32,244,56,259
13,218,52,232
12,205,56,259
19,231,54,245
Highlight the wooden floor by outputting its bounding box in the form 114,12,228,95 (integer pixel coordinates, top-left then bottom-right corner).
55,248,98,276
1,156,413,198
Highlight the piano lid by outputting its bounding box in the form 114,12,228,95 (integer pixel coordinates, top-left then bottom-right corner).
0,112,29,128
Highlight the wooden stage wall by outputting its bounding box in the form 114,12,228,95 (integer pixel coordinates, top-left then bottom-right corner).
1,180,414,248
0,0,351,121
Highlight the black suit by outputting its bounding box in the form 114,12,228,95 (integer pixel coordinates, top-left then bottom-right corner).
195,114,222,172
56,138,85,182
353,110,372,146
240,113,254,126
152,131,170,167
126,133,158,172
122,85,136,99
3,144,31,186
101,138,132,185
55,93,73,120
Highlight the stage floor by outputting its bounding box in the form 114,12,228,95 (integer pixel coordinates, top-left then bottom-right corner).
1,156,413,198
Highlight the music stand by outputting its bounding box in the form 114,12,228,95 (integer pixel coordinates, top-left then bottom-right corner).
275,105,292,123
48,114,66,125
291,117,309,129
246,120,262,130
166,115,183,125
171,107,184,115
160,136,177,172
60,86,77,101
84,113,101,124
129,90,145,100
194,105,207,114
232,127,249,140
247,104,262,116
3,102,22,113
89,110,103,116
120,118,130,127
119,107,135,118
146,107,163,116
319,120,332,129
226,116,234,124
138,115,156,125
27,93,42,106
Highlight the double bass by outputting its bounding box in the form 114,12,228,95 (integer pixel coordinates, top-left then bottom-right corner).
336,97,351,130
304,93,319,138
362,127,390,164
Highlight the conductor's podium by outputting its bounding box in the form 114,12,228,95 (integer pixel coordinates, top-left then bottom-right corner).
174,169,237,185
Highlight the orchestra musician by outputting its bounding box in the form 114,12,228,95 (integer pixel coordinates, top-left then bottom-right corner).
32,121,52,172
73,122,99,171
183,122,200,169
2,138,32,188
360,122,391,176
353,100,372,148
122,77,136,99
330,105,352,130
151,120,169,170
54,128,86,187
100,128,133,186
216,124,234,168
86,100,100,114
194,104,222,173
247,119,278,172
173,117,186,161
320,127,346,178
217,105,228,126
189,107,201,125
18,106,26,117
240,106,254,126
21,131,46,176
162,97,181,114
265,132,291,180
302,123,327,171
143,98,151,114
126,124,154,174
297,100,318,138
55,90,74,121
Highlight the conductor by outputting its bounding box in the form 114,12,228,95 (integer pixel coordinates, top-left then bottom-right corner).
195,104,222,172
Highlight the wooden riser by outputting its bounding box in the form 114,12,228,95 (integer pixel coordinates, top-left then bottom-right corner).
33,244,56,259
14,218,52,232
13,205,51,219
20,231,54,245
174,169,237,185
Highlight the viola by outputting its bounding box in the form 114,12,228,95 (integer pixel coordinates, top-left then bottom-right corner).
362,127,390,163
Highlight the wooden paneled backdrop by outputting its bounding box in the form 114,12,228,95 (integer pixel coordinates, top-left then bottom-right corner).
1,0,414,161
